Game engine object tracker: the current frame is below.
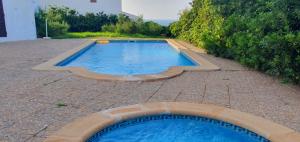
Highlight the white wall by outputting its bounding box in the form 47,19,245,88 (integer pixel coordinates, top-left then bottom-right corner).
0,0,37,42
39,0,122,15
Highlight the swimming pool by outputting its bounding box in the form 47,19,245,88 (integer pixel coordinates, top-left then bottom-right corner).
57,40,197,75
34,39,220,81
87,114,269,142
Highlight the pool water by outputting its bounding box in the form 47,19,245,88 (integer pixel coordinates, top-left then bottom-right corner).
87,114,269,142
57,41,197,75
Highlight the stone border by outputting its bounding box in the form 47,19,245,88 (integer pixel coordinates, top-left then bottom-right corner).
33,39,220,81
44,102,300,142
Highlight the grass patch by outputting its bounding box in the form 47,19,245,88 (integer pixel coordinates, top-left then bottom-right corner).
56,101,68,108
53,32,164,39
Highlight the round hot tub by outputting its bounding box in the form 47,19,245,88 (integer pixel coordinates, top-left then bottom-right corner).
87,114,269,142
44,103,300,142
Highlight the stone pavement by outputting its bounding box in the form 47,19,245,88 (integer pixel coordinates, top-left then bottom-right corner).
0,39,299,142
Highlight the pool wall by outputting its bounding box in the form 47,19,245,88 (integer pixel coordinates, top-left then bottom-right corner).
43,102,300,142
33,39,220,81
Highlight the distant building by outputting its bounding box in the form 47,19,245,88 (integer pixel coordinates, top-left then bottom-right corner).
38,0,122,15
0,0,37,42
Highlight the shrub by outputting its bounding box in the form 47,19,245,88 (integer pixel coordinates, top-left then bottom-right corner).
113,14,136,34
141,21,163,36
35,8,69,37
47,21,69,37
115,21,136,34
135,16,145,33
171,0,300,83
64,12,117,32
35,6,118,35
101,24,116,32
35,6,168,37
102,14,165,36
35,9,46,38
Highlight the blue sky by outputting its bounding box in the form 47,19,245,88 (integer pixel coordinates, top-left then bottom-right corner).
122,0,192,20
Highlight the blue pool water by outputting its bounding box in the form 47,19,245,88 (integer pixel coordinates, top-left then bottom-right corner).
87,114,269,142
57,41,197,75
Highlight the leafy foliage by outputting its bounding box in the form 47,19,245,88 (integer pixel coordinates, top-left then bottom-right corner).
36,7,167,37
35,8,69,37
35,6,117,37
53,32,163,39
102,14,165,36
35,9,46,37
171,0,300,83
46,7,117,32
141,21,164,36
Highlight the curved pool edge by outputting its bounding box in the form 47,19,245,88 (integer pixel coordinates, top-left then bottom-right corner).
44,102,300,142
32,39,220,81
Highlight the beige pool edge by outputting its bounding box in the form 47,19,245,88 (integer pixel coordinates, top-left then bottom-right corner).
33,39,220,81
44,102,300,142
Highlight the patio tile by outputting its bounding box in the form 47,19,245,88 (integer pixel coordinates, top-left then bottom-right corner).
203,83,230,107
230,93,264,115
174,72,207,103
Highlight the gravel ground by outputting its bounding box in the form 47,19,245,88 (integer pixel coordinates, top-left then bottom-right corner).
0,39,299,142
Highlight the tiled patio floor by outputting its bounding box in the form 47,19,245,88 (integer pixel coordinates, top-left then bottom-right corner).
0,39,299,142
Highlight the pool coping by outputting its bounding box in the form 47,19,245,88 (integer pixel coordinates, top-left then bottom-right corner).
33,39,220,81
43,102,300,142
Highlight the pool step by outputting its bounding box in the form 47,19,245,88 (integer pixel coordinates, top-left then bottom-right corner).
97,40,110,44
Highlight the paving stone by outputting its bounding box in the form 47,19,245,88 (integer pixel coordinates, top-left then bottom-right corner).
0,96,51,126
0,127,32,142
203,83,230,107
113,81,164,106
147,73,200,102
230,92,265,117
174,72,207,103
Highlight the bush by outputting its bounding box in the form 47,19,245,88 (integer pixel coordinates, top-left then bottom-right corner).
171,0,300,83
35,9,46,38
35,6,118,35
35,8,69,37
35,6,168,37
102,14,165,36
47,21,69,37
141,21,163,36
115,21,136,34
65,12,117,32
114,14,136,34
101,24,115,32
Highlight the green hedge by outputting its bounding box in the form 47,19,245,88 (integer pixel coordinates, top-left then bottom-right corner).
35,7,117,37
56,7,118,32
171,0,300,83
35,7,168,37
